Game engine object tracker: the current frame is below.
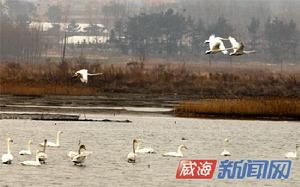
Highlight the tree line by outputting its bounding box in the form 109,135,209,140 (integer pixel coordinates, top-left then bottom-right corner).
110,8,299,63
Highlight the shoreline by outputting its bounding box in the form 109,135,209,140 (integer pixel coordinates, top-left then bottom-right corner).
1,95,299,121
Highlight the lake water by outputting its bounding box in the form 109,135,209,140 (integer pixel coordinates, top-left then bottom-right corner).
0,113,299,186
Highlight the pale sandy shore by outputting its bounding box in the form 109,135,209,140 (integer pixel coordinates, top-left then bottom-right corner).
0,113,299,186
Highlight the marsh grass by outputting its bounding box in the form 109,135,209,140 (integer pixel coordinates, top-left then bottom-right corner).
175,98,300,120
0,60,299,97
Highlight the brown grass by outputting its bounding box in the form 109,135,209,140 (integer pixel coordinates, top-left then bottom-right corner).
175,98,300,120
0,59,299,98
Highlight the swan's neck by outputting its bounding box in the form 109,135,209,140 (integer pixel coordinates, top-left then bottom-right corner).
27,142,31,151
133,142,136,154
7,140,11,154
56,133,60,145
43,142,46,152
177,146,183,154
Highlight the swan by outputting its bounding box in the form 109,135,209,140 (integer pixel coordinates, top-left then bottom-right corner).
285,144,299,159
37,139,48,164
2,138,13,164
162,145,188,157
39,131,63,147
70,145,92,166
205,35,229,55
19,140,33,155
20,150,41,166
127,139,138,163
220,138,231,156
135,139,155,154
73,69,103,83
228,36,256,56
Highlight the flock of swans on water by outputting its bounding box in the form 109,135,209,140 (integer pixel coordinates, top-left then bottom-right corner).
2,131,92,166
126,137,299,163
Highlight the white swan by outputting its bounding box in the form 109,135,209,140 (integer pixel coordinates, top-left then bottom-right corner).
69,145,92,166
127,139,138,163
19,139,33,155
285,144,299,159
162,145,188,157
228,36,256,56
73,69,103,84
135,139,155,154
39,131,63,147
220,138,231,156
37,139,48,164
2,138,13,164
205,35,229,55
20,150,41,166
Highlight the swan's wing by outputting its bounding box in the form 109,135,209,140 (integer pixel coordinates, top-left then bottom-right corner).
87,73,103,76
285,152,296,158
80,151,92,157
218,40,228,55
21,161,40,166
220,150,231,156
37,152,47,159
68,151,78,158
228,36,240,49
2,154,13,162
209,39,220,51
162,152,176,157
136,148,155,154
209,34,215,41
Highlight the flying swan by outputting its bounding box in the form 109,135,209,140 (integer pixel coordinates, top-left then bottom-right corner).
73,69,103,84
162,145,188,157
39,131,63,147
205,35,229,55
228,36,256,56
2,138,14,164
19,139,33,155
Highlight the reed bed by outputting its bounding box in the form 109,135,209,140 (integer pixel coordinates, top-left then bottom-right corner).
0,60,299,97
175,98,300,120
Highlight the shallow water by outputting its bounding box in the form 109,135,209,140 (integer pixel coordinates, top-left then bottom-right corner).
0,113,299,186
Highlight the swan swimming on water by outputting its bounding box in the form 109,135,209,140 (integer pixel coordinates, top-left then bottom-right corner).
39,131,63,147
69,144,92,166
19,139,33,155
162,145,188,157
220,138,231,156
285,144,299,159
135,139,155,154
20,150,41,166
127,139,138,163
2,138,13,164
73,69,103,83
37,139,48,164
204,35,229,55
228,36,256,56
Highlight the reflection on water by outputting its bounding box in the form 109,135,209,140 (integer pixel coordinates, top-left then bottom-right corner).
0,114,299,186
